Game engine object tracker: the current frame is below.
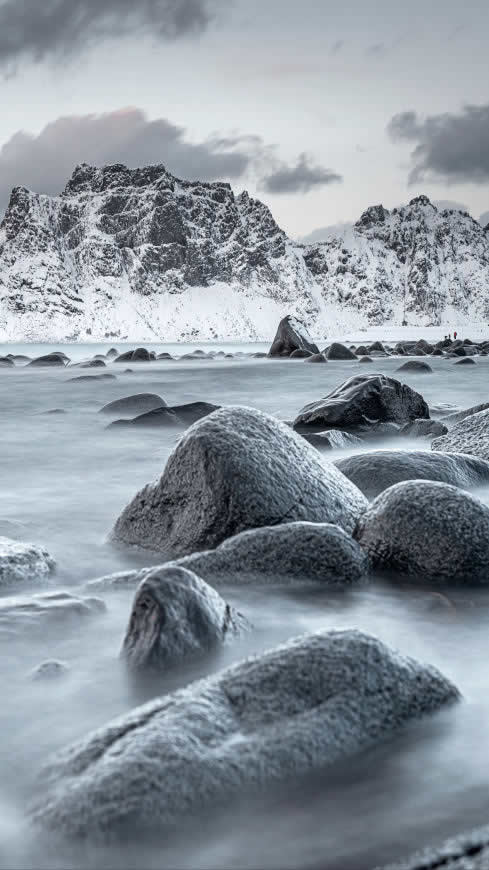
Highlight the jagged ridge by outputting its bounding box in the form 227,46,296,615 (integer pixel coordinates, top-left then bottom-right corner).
0,164,488,341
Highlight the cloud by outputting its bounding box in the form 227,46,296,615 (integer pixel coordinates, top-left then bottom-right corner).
432,199,469,213
0,0,222,67
330,40,344,56
388,105,489,184
0,107,342,212
480,211,489,228
300,221,352,244
260,153,342,195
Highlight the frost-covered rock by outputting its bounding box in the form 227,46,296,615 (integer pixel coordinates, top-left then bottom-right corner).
432,409,489,460
0,591,105,639
122,565,249,671
335,450,489,498
99,393,166,416
293,374,429,432
268,315,319,357
0,537,56,586
29,629,459,838
111,406,367,557
355,480,489,584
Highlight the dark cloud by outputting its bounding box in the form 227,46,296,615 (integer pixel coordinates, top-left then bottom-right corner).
0,107,342,211
0,0,222,66
388,105,489,183
260,153,342,195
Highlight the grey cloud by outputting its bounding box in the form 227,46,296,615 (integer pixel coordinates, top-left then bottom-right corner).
388,105,489,183
260,153,342,195
0,0,222,66
432,199,469,213
330,40,344,55
0,108,342,212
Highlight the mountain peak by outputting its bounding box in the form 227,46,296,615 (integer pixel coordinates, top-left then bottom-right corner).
408,194,435,209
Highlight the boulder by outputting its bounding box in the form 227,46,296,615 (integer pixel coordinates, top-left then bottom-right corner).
432,409,489,460
30,660,70,681
443,401,489,426
0,536,56,587
355,345,369,355
68,374,117,382
99,393,166,416
293,374,429,432
0,591,105,640
301,430,363,450
358,356,373,363
452,346,467,357
355,480,489,584
157,352,175,360
399,419,448,438
335,450,489,499
289,348,313,359
111,406,368,557
324,342,357,360
114,348,151,363
304,352,327,363
28,353,67,367
268,315,319,357
396,361,433,373
368,341,385,352
122,565,249,671
125,402,220,428
108,408,181,429
454,357,476,365
106,348,119,358
80,359,106,368
0,356,14,367
29,630,459,839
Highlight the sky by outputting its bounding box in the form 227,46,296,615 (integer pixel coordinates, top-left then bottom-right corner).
0,0,488,238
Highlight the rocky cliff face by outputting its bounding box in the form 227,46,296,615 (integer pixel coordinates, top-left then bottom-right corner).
0,165,488,341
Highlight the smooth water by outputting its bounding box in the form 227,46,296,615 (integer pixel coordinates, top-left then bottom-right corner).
1,345,489,870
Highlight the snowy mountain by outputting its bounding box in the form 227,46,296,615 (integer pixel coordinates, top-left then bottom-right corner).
0,164,488,341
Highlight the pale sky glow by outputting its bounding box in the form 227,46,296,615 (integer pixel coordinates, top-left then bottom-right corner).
0,0,488,237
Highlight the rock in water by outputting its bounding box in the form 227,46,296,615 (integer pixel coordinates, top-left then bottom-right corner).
301,430,363,450
355,480,489,584
304,352,328,363
399,419,448,438
432,409,489,460
114,348,151,363
293,374,429,432
268,315,319,357
289,348,312,359
377,826,489,870
443,401,489,425
111,406,367,557
127,402,220,428
0,591,106,640
0,537,56,586
29,630,459,839
335,450,489,498
396,360,433,373
28,353,67,367
122,566,249,671
99,393,166,416
0,356,14,367
324,342,357,360
30,660,70,681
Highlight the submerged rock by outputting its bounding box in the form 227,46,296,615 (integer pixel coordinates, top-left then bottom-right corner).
293,374,429,432
122,565,249,671
355,480,489,584
0,356,14,367
324,342,357,360
30,630,459,839
125,401,220,428
0,537,55,586
304,352,327,363
335,450,489,498
0,591,105,640
28,353,67,368
399,419,448,438
114,348,152,363
454,356,476,365
432,409,489,460
30,660,70,681
268,315,319,357
69,373,116,382
80,359,106,368
99,393,166,416
111,405,367,557
396,360,433,373
358,355,373,363
289,348,312,359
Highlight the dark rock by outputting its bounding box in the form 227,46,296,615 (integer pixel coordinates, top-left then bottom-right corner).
368,341,385,352
396,360,433,373
432,409,489,460
304,352,327,363
30,660,70,681
452,346,467,357
355,480,489,584
293,374,429,432
42,408,66,415
99,393,166,416
454,357,476,365
358,356,373,363
111,405,368,557
355,345,369,355
106,348,119,358
0,356,14,367
268,315,319,357
156,352,174,360
166,402,220,426
68,374,117,382
28,353,68,368
108,408,181,429
289,348,313,359
399,419,448,438
376,826,489,870
80,359,106,368
430,348,444,356
324,342,357,360
29,630,459,839
301,430,363,450
122,565,249,672
251,352,267,358
114,348,151,363
335,450,489,499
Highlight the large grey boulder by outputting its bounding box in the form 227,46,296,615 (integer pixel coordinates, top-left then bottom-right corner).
432,409,489,460
293,374,429,432
268,315,319,357
0,591,105,640
99,393,166,416
28,353,67,367
111,406,367,558
396,360,433,373
335,450,489,499
114,348,152,363
355,480,489,584
0,536,56,586
122,565,249,671
29,630,459,839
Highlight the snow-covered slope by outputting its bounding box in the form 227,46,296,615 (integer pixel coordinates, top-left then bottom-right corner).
0,164,488,341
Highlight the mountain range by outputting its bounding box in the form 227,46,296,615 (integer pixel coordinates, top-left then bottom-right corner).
0,162,488,341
